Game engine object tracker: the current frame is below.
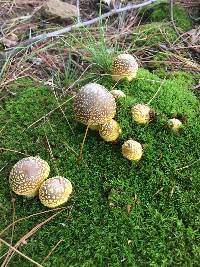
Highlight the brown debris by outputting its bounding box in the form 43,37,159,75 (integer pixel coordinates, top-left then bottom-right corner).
1,33,18,48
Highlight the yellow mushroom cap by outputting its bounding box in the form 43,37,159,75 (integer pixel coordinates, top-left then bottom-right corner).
99,119,122,142
39,176,72,208
112,54,138,82
110,90,126,99
122,140,143,161
168,118,182,130
73,83,116,126
131,103,151,124
9,156,50,197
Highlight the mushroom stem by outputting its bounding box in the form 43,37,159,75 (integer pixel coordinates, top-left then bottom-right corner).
25,191,38,198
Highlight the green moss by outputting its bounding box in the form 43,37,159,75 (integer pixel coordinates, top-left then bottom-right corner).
132,22,177,47
147,3,192,31
0,70,200,266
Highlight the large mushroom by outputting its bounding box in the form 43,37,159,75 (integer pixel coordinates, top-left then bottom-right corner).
73,83,116,127
9,156,50,198
39,176,72,208
112,54,138,82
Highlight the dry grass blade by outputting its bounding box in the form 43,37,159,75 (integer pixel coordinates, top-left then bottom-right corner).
52,87,75,135
0,207,67,236
1,211,63,267
147,78,166,105
10,195,16,250
41,239,64,264
0,163,8,173
0,238,43,267
78,124,89,161
45,133,60,176
175,158,200,171
24,95,76,132
0,148,31,157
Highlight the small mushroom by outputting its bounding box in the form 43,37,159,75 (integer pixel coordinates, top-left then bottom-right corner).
122,140,143,161
167,118,182,131
99,119,122,142
39,176,72,208
110,89,126,99
73,83,116,126
112,54,138,82
9,156,50,198
131,103,155,124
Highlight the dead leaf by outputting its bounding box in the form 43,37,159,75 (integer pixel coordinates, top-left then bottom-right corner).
127,240,132,245
1,33,18,48
127,204,133,213
41,0,78,20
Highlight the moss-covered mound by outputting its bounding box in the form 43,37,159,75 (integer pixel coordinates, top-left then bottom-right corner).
132,22,177,47
0,69,200,266
143,2,193,31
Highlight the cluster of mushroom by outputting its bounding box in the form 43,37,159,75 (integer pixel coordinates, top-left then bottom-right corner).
73,53,183,161
9,156,73,208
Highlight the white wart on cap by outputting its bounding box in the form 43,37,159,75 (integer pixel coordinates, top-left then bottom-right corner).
112,54,138,82
39,176,72,208
9,156,50,198
73,83,116,126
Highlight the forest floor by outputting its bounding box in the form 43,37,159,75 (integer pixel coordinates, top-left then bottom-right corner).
0,1,200,266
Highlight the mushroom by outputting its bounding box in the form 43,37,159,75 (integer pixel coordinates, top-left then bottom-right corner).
73,83,116,126
9,156,50,198
39,176,72,208
99,119,122,142
89,124,100,131
112,54,138,82
167,118,182,131
110,89,126,99
122,139,143,161
131,103,155,124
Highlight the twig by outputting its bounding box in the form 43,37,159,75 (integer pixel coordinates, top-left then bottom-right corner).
0,238,43,267
0,0,157,59
1,211,62,267
41,239,64,265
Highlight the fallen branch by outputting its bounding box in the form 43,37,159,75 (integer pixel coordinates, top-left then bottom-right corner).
0,0,157,59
